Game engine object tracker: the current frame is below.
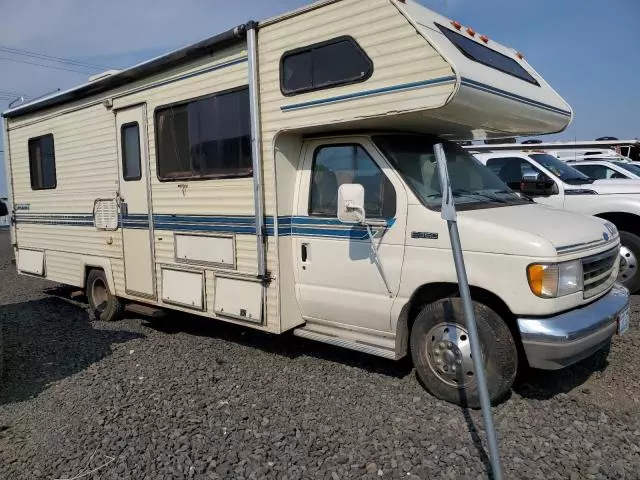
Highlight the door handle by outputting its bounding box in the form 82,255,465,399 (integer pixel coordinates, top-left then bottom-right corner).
301,243,308,262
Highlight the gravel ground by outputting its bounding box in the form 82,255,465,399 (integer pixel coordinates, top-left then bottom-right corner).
0,230,639,480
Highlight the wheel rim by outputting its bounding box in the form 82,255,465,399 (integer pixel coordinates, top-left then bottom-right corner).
91,278,109,308
618,245,638,284
425,323,477,387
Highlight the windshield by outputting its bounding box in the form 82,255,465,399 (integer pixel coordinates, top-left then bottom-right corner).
529,153,594,184
373,135,527,209
613,161,640,177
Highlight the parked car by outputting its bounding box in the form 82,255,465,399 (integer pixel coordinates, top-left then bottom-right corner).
567,159,640,180
474,150,640,292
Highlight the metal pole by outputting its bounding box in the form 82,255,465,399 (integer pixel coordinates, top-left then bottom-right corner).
246,22,266,279
434,143,504,480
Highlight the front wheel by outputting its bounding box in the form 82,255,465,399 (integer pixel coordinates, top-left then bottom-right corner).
410,298,518,408
618,231,640,294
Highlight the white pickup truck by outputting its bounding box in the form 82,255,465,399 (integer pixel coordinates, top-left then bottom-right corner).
474,150,640,292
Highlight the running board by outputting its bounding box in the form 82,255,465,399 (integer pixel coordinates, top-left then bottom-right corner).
125,303,166,318
293,328,397,359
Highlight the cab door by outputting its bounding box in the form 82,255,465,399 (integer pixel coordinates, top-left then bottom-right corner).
293,137,407,332
115,104,155,298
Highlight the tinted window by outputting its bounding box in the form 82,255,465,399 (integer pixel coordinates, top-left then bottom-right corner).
613,162,640,177
121,122,141,181
156,88,252,180
573,164,625,180
485,157,543,189
28,134,56,190
310,144,395,219
436,24,539,86
281,37,373,95
529,154,592,184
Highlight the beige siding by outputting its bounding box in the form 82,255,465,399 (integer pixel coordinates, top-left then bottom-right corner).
16,225,122,258
258,0,455,140
8,103,118,214
44,250,85,287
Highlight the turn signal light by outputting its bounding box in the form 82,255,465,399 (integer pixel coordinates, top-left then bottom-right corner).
451,21,462,30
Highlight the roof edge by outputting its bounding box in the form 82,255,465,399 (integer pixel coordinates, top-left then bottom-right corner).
3,23,250,120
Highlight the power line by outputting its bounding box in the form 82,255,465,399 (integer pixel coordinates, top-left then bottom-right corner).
0,44,110,71
0,55,95,74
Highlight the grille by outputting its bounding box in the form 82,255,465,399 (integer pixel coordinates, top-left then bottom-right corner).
582,246,619,298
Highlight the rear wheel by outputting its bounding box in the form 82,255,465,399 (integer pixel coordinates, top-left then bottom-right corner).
618,231,640,294
86,269,123,322
410,297,518,408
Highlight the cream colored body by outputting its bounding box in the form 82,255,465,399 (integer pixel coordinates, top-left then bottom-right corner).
2,0,618,363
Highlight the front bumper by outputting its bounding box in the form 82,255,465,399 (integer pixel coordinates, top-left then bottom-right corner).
517,284,629,370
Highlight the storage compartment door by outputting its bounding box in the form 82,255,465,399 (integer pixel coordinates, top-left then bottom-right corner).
214,276,263,324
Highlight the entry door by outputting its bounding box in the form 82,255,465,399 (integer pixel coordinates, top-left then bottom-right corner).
293,138,407,332
116,105,155,298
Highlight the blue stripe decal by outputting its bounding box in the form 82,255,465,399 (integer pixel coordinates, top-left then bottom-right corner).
14,213,394,240
280,76,457,112
460,77,572,117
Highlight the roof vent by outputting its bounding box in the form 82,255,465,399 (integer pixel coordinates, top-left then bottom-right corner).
88,69,121,82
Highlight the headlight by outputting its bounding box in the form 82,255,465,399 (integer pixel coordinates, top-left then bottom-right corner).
527,260,583,298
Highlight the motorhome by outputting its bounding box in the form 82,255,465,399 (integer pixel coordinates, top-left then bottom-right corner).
2,0,629,407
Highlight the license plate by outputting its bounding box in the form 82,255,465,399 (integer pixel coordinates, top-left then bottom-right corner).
618,307,630,335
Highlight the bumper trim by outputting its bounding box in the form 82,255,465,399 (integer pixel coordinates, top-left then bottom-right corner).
517,284,629,370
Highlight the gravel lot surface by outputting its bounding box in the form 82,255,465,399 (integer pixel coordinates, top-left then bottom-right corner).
0,230,639,479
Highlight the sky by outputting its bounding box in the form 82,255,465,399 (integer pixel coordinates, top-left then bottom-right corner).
0,0,638,196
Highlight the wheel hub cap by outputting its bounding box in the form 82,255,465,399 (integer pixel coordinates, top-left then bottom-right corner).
425,323,477,387
618,245,637,284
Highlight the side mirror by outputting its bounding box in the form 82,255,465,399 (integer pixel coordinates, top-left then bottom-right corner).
337,183,365,224
0,201,8,217
520,174,558,197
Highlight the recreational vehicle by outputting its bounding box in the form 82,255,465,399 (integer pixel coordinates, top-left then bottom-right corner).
2,0,629,406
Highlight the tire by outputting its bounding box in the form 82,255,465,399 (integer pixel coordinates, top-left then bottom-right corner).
618,231,640,294
410,298,518,408
86,269,123,322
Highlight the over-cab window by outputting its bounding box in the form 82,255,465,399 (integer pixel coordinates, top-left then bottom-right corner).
309,144,395,219
281,36,373,96
121,122,142,181
436,24,539,86
28,134,57,190
155,87,252,181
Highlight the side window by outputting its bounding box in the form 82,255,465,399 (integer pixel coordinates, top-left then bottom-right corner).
309,144,396,219
573,164,609,180
28,134,57,190
155,87,252,180
486,157,541,190
121,122,141,181
281,36,373,96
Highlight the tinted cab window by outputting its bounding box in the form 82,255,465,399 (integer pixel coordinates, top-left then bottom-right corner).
573,164,627,180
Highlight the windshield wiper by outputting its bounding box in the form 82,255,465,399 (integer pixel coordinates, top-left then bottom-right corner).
451,189,511,204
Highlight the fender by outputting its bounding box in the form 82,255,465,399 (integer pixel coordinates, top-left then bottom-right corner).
79,256,116,293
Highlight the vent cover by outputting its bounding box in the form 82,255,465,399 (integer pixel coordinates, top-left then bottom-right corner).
94,199,119,230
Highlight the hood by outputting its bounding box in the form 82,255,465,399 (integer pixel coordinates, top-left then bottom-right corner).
457,203,617,256
586,179,640,195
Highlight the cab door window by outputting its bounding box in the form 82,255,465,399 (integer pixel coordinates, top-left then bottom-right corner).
309,144,396,218
573,164,626,180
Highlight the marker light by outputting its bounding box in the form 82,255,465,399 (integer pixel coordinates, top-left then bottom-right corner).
516,52,524,59
527,261,583,298
480,35,489,43
466,27,476,36
451,21,462,30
